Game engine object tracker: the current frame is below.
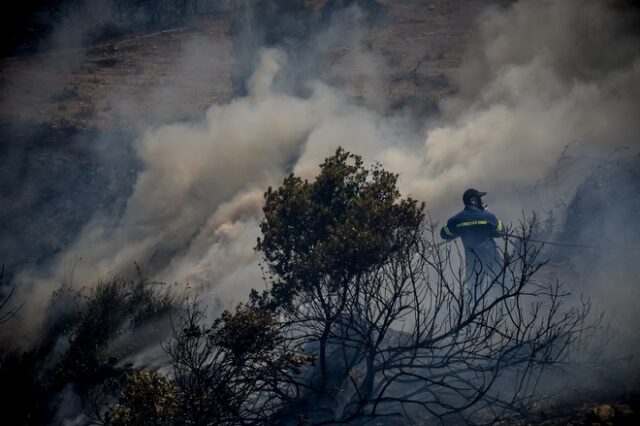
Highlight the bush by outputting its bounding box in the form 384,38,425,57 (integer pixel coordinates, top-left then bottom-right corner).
102,370,177,426
53,275,175,388
0,272,176,425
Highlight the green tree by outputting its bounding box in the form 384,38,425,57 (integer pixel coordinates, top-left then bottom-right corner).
257,148,424,305
103,370,177,426
255,148,424,390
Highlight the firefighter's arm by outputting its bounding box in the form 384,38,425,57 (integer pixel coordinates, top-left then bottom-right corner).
440,220,458,241
488,213,505,237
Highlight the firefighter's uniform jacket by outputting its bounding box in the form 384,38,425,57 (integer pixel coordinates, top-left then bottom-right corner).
440,205,505,281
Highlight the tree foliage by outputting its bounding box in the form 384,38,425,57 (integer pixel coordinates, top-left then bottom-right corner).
95,300,312,426
0,273,175,425
253,148,425,394
103,370,177,426
256,147,424,306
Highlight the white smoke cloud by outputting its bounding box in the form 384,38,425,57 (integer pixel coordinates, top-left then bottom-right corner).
402,0,640,219
14,45,400,330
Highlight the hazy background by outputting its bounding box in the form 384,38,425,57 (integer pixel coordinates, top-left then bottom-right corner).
1,0,639,388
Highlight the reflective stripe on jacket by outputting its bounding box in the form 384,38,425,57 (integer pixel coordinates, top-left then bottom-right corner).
440,205,505,276
440,205,504,245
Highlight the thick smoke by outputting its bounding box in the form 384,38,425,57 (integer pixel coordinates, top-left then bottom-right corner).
406,0,640,218
7,0,640,378
14,44,408,329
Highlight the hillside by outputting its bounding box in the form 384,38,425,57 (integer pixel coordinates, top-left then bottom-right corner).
0,1,483,130
1,1,640,424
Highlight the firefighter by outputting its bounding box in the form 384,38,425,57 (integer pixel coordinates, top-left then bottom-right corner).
440,188,505,285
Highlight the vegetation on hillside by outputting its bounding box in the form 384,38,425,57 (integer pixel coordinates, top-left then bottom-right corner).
0,149,597,424
0,273,175,424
